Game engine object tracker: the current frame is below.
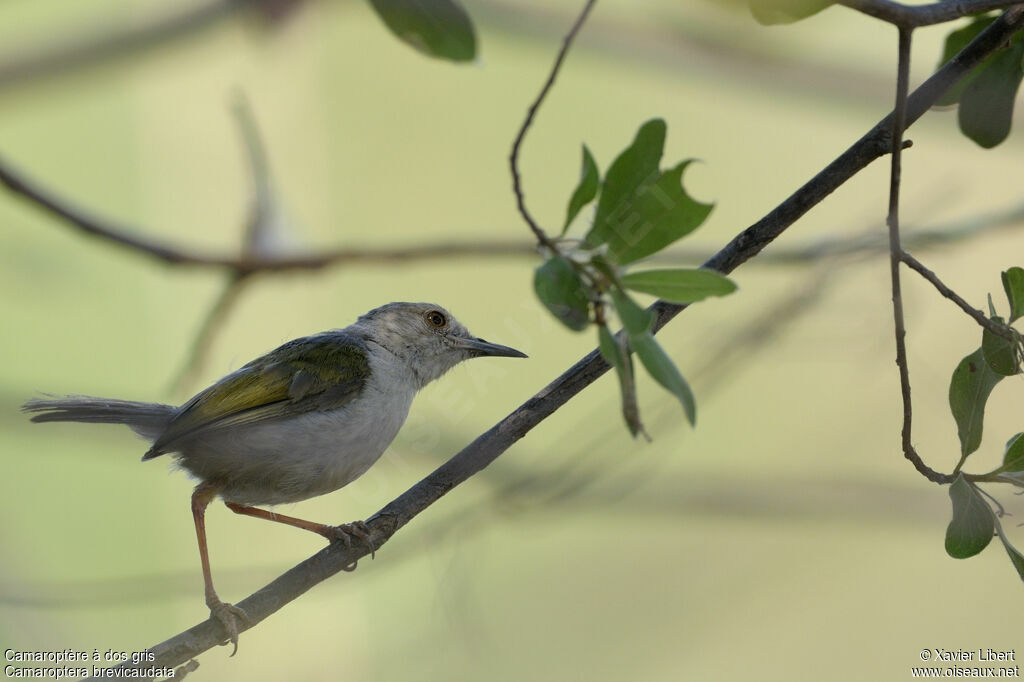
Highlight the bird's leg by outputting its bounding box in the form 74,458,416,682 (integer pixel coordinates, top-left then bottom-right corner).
191,483,248,654
223,502,375,561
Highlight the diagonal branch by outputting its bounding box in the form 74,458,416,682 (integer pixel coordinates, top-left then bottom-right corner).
86,7,1024,678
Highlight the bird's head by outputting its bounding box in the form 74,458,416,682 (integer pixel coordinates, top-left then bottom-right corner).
354,302,527,387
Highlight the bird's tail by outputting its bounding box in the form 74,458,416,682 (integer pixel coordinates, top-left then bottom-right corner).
22,395,174,441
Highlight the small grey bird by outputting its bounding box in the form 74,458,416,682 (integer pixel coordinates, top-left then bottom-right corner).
22,302,526,650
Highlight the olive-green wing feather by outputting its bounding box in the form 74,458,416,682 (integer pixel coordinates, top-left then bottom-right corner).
144,332,370,458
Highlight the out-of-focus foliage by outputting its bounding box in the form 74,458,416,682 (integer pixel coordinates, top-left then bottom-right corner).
367,0,476,61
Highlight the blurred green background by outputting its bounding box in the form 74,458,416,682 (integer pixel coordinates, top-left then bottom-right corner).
2,0,1023,680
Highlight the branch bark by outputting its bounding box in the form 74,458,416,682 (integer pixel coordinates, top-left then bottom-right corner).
83,7,1024,679
838,0,1023,27
0,158,533,271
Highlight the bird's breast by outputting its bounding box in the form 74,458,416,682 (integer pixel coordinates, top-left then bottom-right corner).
178,370,418,506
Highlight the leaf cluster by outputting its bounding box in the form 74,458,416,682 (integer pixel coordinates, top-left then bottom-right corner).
944,268,1024,580
534,119,736,437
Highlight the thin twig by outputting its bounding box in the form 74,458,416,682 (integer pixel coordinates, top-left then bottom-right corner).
509,0,597,251
0,158,533,268
900,250,1022,343
886,27,914,475
85,8,1024,677
838,0,1023,27
885,28,951,484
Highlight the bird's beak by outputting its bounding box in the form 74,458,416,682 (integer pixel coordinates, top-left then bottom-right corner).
454,336,528,358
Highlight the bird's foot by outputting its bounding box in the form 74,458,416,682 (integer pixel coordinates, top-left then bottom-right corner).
208,599,249,656
322,521,375,570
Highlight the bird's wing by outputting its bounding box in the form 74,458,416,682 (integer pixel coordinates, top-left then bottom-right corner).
144,332,370,458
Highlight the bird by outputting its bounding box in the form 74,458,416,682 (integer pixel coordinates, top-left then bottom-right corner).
22,302,526,651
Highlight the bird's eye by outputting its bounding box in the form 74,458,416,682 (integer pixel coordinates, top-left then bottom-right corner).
426,310,447,328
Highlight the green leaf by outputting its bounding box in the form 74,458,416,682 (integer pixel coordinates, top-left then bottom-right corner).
748,0,832,25
591,159,713,265
982,316,1020,376
367,0,476,62
959,40,1024,148
1002,267,1024,323
609,286,695,425
586,119,666,250
1001,432,1024,472
597,323,621,367
609,287,653,336
563,145,600,234
590,252,620,286
534,256,590,332
995,519,1024,584
935,16,997,106
598,324,647,439
630,331,696,426
620,268,736,303
949,347,1004,458
944,474,995,559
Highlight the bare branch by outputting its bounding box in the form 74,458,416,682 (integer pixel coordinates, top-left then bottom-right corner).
84,8,1024,678
901,250,1022,343
0,157,533,270
838,0,1024,27
509,0,597,250
883,27,952,484
886,25,914,475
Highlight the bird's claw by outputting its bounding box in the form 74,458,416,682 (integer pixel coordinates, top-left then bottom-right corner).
209,600,249,656
323,520,375,569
